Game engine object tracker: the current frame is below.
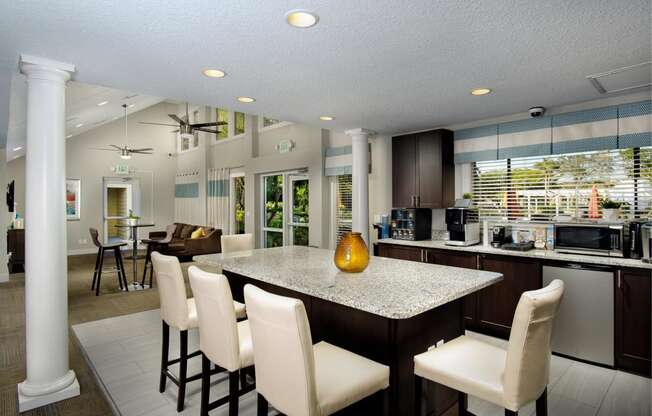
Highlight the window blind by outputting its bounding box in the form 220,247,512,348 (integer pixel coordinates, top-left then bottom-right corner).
335,174,352,242
472,147,652,221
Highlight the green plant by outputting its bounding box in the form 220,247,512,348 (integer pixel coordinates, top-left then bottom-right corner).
463,192,473,200
128,209,140,219
600,199,622,209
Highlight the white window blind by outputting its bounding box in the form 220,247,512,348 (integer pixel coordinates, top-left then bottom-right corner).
335,174,352,242
472,147,652,221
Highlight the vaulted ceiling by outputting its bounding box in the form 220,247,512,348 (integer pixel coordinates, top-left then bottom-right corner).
0,0,650,137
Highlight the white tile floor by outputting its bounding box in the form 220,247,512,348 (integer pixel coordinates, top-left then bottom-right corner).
72,310,651,416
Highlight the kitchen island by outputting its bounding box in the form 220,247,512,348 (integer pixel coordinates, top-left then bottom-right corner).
195,246,502,415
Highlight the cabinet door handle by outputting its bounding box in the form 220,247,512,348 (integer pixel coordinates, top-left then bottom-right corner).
617,270,622,290
420,249,424,262
416,195,421,207
424,250,428,263
476,255,481,270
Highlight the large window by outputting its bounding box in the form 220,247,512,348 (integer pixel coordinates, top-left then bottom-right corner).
263,117,281,128
263,174,284,247
216,108,229,139
334,174,353,243
472,147,652,221
234,112,246,135
261,172,309,247
231,175,245,234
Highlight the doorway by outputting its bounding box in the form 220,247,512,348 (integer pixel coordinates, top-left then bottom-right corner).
103,178,140,244
260,172,309,248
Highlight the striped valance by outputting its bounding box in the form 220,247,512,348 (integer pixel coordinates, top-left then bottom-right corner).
175,182,199,198
324,145,371,176
207,179,229,197
454,99,652,163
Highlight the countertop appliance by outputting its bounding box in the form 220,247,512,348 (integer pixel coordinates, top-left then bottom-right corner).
490,225,512,248
642,223,652,263
554,223,624,257
628,221,645,259
445,207,479,246
390,208,431,241
543,263,614,366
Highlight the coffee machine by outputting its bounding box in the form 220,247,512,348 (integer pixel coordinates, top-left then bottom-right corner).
629,221,645,259
445,205,480,246
641,223,652,263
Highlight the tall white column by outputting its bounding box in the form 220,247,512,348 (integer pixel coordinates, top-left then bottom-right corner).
345,128,375,246
18,55,79,412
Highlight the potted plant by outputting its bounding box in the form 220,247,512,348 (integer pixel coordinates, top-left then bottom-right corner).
127,209,140,225
600,198,622,221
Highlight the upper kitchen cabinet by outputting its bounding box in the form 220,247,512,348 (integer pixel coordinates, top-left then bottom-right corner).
392,129,454,209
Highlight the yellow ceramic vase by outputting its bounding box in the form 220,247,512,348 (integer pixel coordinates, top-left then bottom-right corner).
334,232,369,273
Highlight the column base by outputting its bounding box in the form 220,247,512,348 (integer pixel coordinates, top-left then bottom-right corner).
18,377,80,412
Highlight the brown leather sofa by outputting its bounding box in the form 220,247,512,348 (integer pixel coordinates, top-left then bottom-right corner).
149,223,222,260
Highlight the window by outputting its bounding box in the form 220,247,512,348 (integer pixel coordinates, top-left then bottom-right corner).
261,172,310,247
289,175,309,246
263,117,280,128
234,112,245,135
231,175,245,234
263,174,284,247
216,108,229,139
335,174,353,243
472,147,652,221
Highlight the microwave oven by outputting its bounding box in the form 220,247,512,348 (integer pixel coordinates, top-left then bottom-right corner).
554,223,624,257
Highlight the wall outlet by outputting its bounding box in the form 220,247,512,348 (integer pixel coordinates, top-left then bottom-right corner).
78,238,88,245
436,339,444,348
427,345,436,351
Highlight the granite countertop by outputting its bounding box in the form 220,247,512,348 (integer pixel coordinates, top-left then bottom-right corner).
194,246,502,320
378,238,652,270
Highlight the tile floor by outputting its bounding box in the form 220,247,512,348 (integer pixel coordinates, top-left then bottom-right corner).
72,310,651,416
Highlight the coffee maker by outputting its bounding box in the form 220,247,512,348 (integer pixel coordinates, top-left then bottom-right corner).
641,223,652,263
629,221,645,259
445,205,480,246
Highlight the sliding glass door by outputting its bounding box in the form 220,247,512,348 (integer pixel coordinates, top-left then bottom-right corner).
261,172,309,248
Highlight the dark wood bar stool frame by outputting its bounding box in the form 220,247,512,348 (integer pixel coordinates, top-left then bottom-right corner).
141,224,176,288
200,355,255,416
89,228,128,296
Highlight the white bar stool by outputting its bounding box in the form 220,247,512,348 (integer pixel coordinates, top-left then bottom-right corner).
188,266,255,416
244,284,390,416
221,233,254,253
151,252,246,411
413,279,565,416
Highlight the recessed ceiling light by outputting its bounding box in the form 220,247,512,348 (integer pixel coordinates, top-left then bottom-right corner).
237,96,256,103
128,104,135,108
66,134,72,138
286,10,319,28
202,68,226,78
471,88,492,96
319,116,335,121
75,123,84,128
13,146,22,151
97,100,109,106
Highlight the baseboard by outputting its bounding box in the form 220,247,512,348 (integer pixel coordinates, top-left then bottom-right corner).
67,248,98,256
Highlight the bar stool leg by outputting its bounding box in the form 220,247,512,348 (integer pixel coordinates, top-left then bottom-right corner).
177,329,189,412
95,248,104,296
200,353,211,416
535,388,547,416
414,375,422,416
114,247,124,291
458,391,468,415
116,248,128,291
141,244,151,286
505,410,518,415
91,248,101,291
159,321,169,393
256,393,268,416
229,371,239,416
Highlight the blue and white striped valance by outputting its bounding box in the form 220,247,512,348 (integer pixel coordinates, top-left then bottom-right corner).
324,145,371,176
175,182,199,198
207,179,229,197
453,125,498,163
453,100,651,163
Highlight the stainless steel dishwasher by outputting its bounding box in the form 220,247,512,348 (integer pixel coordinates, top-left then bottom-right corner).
542,263,614,366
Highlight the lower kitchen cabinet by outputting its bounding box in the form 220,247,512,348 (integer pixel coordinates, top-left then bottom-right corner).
377,244,422,262
615,268,652,376
476,254,542,339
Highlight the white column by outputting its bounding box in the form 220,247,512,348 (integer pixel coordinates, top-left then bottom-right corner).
345,128,375,246
18,55,79,412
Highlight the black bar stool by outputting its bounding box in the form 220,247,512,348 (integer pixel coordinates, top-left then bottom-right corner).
141,224,176,288
89,228,128,296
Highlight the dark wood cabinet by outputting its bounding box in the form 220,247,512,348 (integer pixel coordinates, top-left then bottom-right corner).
615,268,651,376
392,129,454,209
476,254,542,339
7,228,24,273
377,244,423,262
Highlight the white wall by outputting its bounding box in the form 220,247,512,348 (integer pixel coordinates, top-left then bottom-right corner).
7,102,178,254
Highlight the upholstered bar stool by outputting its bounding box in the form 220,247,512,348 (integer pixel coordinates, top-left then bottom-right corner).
89,227,128,296
244,284,390,416
221,233,254,253
413,280,564,416
141,224,176,287
152,252,247,412
188,266,255,416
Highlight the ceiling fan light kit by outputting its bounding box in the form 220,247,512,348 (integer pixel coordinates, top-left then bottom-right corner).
90,103,153,159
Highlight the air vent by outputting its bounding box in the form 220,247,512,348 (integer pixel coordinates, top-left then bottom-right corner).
587,62,651,94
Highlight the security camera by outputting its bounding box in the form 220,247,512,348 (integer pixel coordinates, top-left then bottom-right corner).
529,106,546,118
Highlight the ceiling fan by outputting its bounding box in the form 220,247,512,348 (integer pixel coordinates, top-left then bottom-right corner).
91,104,153,160
139,102,226,136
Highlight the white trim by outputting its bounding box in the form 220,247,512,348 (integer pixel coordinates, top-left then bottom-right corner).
212,134,245,146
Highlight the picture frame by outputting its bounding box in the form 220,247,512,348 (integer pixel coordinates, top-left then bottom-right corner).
66,178,81,221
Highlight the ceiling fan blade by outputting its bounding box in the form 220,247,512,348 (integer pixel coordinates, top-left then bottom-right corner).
139,121,179,127
130,148,154,152
171,129,180,133
191,122,223,128
131,151,153,154
109,144,123,150
195,128,219,134
89,147,118,151
168,114,185,125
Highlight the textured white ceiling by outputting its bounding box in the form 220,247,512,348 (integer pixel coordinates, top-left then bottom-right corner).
0,0,650,135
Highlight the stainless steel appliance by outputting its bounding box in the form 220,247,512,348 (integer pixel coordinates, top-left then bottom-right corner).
390,208,431,241
554,223,624,257
445,207,480,246
628,221,645,259
642,223,652,263
490,225,512,248
543,263,614,366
